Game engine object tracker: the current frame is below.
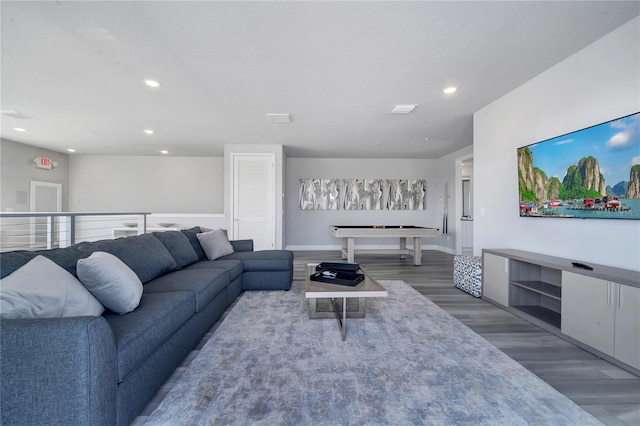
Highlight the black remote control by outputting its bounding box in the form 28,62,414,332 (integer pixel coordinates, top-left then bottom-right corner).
571,262,593,270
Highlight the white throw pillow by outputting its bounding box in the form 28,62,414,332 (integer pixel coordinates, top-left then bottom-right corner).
0,255,104,319
196,228,234,260
77,252,143,315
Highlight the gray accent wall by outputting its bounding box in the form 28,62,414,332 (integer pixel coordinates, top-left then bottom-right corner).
0,139,69,212
285,157,466,252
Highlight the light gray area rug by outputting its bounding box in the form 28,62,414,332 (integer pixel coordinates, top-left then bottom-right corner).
145,280,601,425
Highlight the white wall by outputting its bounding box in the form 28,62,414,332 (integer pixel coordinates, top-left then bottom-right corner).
285,156,465,251
68,155,224,214
474,17,640,271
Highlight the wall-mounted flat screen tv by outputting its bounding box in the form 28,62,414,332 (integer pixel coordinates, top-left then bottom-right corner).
518,112,640,220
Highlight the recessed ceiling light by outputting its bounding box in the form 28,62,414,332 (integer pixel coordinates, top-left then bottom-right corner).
160,150,168,154
266,113,291,123
443,86,458,94
14,127,26,132
388,105,417,114
424,137,429,142
67,148,76,153
144,129,154,134
144,79,160,88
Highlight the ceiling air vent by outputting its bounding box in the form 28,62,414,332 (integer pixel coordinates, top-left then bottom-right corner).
388,105,417,114
266,113,292,123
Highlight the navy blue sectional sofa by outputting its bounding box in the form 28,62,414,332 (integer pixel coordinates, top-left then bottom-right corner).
0,227,293,426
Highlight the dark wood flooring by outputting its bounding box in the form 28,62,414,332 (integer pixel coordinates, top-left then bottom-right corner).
133,250,640,426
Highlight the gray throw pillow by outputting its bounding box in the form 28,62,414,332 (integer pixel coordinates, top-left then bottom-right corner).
0,255,104,319
196,229,234,260
77,251,143,315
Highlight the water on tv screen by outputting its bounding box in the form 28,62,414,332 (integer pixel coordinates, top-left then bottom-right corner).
518,112,640,220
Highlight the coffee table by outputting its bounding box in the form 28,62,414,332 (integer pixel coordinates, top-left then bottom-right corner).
305,263,388,340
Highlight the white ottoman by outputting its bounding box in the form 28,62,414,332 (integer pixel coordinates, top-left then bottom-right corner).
453,255,482,297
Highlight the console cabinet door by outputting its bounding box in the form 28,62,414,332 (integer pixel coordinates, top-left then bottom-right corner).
561,272,614,356
615,284,640,370
482,253,509,306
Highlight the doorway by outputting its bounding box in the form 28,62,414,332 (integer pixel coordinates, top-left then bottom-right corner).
230,154,276,251
29,181,62,248
455,155,473,255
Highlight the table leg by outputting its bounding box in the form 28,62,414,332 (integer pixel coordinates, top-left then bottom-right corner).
347,237,355,263
341,238,348,259
400,237,407,259
331,297,347,341
413,237,422,266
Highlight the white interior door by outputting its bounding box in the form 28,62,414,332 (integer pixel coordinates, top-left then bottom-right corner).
30,181,62,248
232,154,275,251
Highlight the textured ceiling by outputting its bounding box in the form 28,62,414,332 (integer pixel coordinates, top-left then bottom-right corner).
1,1,638,158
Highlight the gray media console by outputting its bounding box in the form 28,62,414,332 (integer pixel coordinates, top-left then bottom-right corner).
481,248,640,376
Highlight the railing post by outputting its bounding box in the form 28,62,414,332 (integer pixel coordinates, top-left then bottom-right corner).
137,214,147,235
70,215,76,245
46,215,54,249
58,215,75,248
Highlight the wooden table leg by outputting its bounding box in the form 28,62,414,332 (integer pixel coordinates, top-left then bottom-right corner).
347,237,355,263
341,237,348,259
413,237,422,266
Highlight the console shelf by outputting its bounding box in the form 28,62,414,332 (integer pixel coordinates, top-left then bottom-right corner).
510,280,561,300
513,305,562,329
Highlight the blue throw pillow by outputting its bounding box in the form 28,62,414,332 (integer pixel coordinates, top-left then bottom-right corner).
181,227,207,261
152,231,199,269
0,247,85,279
76,234,177,284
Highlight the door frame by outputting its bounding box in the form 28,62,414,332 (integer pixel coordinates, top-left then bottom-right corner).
455,153,473,255
29,180,62,248
229,153,276,249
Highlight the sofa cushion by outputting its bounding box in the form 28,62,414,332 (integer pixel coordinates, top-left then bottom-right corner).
184,259,243,282
0,256,104,319
103,291,195,382
221,250,293,272
152,231,199,269
0,246,86,279
181,227,207,261
143,269,230,312
77,252,143,315
197,229,234,260
229,239,253,253
241,270,292,291
77,234,177,283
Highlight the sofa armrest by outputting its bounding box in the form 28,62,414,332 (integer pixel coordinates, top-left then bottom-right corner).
1,316,117,426
230,239,254,252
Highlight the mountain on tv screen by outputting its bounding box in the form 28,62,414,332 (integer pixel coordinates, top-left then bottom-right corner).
518,112,640,220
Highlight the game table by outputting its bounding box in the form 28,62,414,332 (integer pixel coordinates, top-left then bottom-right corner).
329,225,439,266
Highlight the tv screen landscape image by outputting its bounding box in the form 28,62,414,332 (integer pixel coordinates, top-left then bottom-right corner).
518,111,640,220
